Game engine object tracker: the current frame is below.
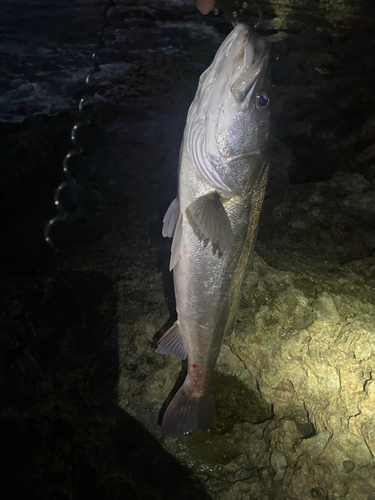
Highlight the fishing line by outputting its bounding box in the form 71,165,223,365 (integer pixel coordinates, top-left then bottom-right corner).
232,1,262,26
44,0,116,250
214,0,262,28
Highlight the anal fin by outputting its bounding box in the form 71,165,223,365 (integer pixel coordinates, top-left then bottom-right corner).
156,322,187,360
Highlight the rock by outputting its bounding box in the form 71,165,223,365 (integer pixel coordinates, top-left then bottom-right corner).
331,172,370,193
117,236,375,498
116,170,375,499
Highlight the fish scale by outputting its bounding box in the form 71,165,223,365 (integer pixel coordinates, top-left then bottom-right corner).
157,23,271,436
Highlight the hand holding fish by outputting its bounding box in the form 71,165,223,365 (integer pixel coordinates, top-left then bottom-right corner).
195,0,214,14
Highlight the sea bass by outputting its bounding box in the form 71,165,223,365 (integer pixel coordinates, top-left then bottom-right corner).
157,23,271,436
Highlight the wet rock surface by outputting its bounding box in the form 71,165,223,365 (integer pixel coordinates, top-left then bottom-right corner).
1,0,375,499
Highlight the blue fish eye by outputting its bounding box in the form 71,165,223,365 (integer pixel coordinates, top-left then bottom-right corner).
257,94,269,109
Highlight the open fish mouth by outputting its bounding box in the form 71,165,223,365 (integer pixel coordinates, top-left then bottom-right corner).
194,23,269,113
230,29,269,104
185,23,270,194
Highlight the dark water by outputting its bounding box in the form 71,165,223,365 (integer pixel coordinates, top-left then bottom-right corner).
0,0,222,122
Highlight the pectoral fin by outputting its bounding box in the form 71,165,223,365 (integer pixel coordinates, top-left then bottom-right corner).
162,197,179,238
186,193,234,255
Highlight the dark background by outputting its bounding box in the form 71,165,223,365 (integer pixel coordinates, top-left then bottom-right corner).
1,0,375,498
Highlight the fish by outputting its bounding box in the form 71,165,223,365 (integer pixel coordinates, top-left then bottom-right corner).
157,23,271,437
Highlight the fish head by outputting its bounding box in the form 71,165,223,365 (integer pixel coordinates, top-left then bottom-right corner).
186,23,271,195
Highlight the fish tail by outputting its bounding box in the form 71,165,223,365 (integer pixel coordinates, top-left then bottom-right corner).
161,382,214,437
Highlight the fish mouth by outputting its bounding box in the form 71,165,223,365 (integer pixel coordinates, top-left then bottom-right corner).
229,25,269,104
184,23,270,195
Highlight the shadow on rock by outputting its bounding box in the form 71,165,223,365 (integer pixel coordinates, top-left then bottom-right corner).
0,271,212,500
212,372,274,435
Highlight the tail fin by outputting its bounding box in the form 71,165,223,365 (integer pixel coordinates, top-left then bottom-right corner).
161,382,214,437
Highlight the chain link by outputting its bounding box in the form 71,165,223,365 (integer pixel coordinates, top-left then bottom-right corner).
44,0,116,250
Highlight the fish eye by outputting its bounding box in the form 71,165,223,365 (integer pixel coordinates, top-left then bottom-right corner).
256,94,270,110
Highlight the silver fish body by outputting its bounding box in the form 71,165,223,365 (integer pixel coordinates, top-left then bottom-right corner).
157,23,271,436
